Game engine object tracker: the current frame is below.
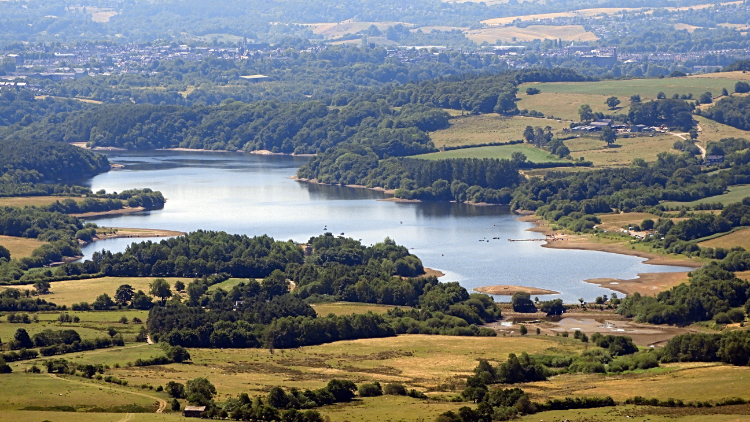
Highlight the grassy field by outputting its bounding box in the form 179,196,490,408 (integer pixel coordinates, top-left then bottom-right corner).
466,24,597,43
0,276,193,307
517,91,630,121
521,76,737,102
695,115,750,147
416,143,565,162
0,196,94,208
699,227,750,250
566,134,680,166
0,309,149,343
311,302,409,316
207,277,254,292
480,8,641,25
662,185,750,208
0,235,46,259
429,114,567,148
597,212,663,231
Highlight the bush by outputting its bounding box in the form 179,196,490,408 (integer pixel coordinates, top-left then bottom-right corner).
358,382,383,397
383,383,407,396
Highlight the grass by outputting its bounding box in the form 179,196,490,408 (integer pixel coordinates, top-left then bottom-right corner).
0,412,182,422
465,25,597,43
517,91,630,121
694,115,750,147
699,227,750,250
0,309,149,344
521,76,737,102
480,8,641,25
565,134,680,166
429,114,568,148
311,302,409,316
662,185,750,208
415,143,565,162
597,212,663,231
0,196,93,208
207,278,254,292
0,235,46,259
0,276,193,307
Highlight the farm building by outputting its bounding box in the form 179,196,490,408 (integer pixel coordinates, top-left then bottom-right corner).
705,155,724,166
184,405,206,418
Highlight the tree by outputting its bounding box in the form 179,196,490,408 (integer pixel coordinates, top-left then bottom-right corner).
174,280,185,292
326,379,357,402
0,245,9,261
657,92,666,99
630,94,641,103
689,128,699,140
511,292,535,313
131,290,154,310
736,81,750,93
93,293,115,310
34,280,51,295
107,327,118,337
578,104,593,122
606,96,621,110
167,345,191,363
149,278,172,304
519,325,528,335
601,126,616,146
523,125,534,143
13,328,33,349
722,87,729,96
186,377,216,405
171,398,180,411
115,284,135,305
166,381,186,398
699,92,713,104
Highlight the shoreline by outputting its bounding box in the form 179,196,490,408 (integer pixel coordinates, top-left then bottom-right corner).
585,271,690,297
474,285,559,296
82,227,186,245
518,215,703,269
72,206,146,218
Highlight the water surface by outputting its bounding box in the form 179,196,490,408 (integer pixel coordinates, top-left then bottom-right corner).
79,151,691,302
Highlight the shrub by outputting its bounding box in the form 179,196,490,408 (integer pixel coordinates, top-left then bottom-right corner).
383,383,407,396
358,382,383,397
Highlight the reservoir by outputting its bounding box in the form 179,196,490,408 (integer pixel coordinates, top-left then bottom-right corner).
79,150,692,302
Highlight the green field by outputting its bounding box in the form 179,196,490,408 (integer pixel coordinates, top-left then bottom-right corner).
566,133,680,166
416,143,565,162
429,114,568,148
662,184,750,208
521,76,737,101
518,91,630,121
311,301,409,316
206,277,254,292
0,309,149,343
700,227,750,250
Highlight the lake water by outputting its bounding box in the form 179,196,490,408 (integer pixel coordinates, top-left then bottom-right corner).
79,150,692,302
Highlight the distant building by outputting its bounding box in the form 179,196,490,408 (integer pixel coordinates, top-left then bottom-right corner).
240,74,269,83
705,155,724,166
590,119,613,128
184,406,206,418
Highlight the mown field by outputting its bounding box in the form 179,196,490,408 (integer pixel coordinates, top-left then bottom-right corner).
0,235,46,259
311,301,410,316
429,114,567,148
0,196,92,208
416,143,564,162
700,227,750,250
0,309,149,343
662,184,750,208
0,276,193,307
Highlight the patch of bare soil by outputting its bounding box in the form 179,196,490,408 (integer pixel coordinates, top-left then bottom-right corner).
475,285,559,296
586,271,690,296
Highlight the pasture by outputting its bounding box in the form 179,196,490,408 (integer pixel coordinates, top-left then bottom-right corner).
311,301,409,316
480,8,640,26
520,76,737,102
700,227,750,250
0,235,46,259
466,25,597,43
517,91,630,121
0,309,149,343
662,184,750,208
0,276,192,307
695,115,750,146
428,114,567,148
415,143,564,162
0,196,92,208
565,134,680,166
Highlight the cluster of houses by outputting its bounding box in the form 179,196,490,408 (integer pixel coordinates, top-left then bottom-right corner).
566,119,666,134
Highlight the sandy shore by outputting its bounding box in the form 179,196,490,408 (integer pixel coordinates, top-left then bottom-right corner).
72,207,146,218
518,215,702,268
475,285,559,296
423,268,445,278
89,227,185,243
585,271,690,296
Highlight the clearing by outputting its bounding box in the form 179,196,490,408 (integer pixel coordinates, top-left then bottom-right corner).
429,114,567,148
311,302,410,316
699,227,750,250
415,143,564,162
0,276,193,306
566,134,680,166
0,235,46,258
466,25,597,43
662,184,750,208
518,91,630,121
0,196,93,208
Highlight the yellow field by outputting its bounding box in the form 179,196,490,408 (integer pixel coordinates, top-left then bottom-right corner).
695,115,750,147
566,134,681,166
429,114,567,148
700,227,750,250
597,212,664,231
517,91,630,121
0,276,192,306
311,302,409,316
466,25,597,43
674,23,702,32
0,235,46,259
0,195,89,207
